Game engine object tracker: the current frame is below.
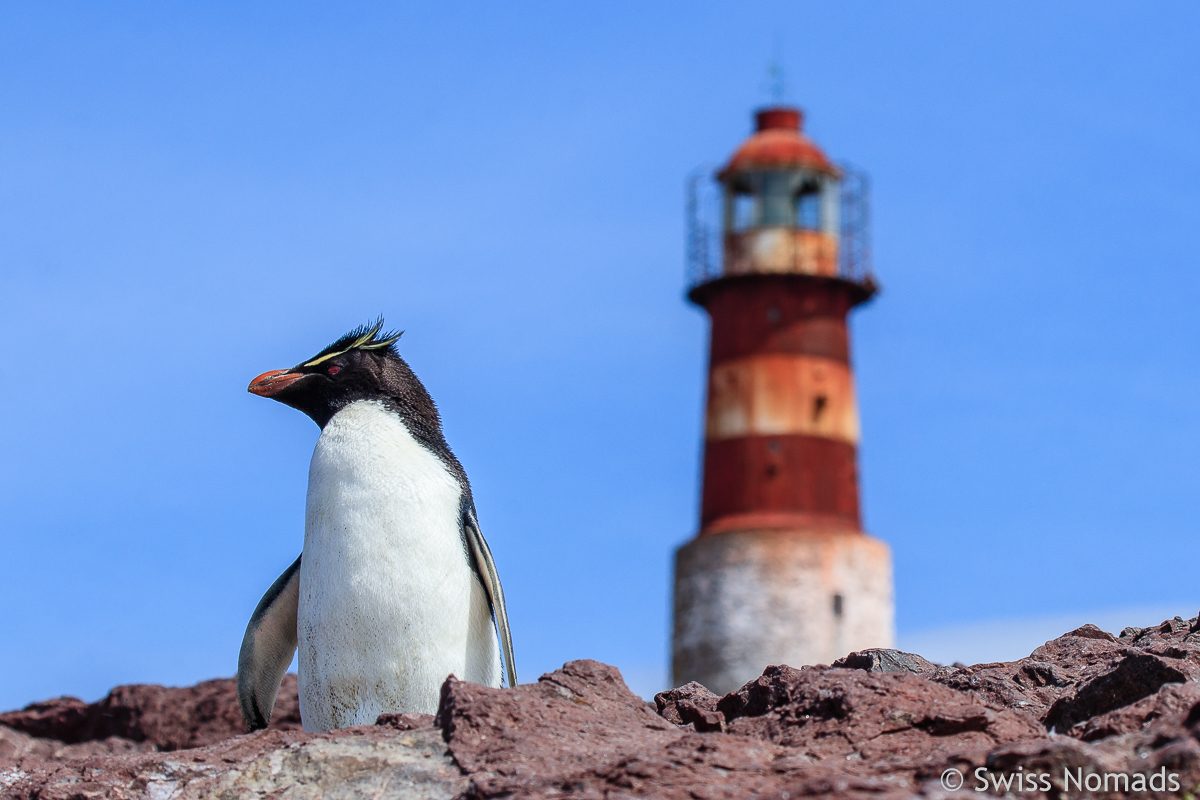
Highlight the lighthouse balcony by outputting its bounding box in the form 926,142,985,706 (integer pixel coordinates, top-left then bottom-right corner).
723,227,837,279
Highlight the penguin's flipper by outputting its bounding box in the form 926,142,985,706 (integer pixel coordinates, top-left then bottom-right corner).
462,508,517,688
237,555,301,731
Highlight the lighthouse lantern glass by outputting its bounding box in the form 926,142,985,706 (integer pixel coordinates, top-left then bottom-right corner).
795,188,819,230
722,169,840,236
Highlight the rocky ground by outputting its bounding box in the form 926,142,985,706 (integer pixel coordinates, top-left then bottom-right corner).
3,616,1200,798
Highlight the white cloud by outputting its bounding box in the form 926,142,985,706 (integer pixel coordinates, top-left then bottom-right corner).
897,606,1194,667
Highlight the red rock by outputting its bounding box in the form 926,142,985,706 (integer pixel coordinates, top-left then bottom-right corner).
715,664,1046,768
2,615,1200,798
0,674,301,751
832,648,937,676
654,681,724,731
1043,652,1193,734
1075,681,1200,741
434,660,682,797
375,712,436,731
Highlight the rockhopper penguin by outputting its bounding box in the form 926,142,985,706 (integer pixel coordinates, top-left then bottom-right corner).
237,320,516,732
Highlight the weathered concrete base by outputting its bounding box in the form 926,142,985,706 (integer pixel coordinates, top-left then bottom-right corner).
672,527,894,694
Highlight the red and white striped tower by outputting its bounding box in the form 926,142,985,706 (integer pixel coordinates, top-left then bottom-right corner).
672,106,894,694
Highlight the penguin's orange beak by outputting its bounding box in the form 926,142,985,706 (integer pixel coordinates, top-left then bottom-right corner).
249,369,304,397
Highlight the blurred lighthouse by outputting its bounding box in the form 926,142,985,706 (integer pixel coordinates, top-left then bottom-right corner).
672,105,894,693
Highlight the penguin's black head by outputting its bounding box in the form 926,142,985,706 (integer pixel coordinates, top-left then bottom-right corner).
248,319,428,429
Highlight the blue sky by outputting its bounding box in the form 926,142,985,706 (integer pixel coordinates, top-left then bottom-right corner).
2,2,1199,709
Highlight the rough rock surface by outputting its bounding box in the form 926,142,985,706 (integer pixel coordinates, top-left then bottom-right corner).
3,614,1200,798
0,674,302,751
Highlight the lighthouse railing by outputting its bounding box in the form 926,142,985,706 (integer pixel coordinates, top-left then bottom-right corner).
685,168,723,287
837,163,873,284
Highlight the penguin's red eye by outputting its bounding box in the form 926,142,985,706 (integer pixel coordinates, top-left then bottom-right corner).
327,365,341,375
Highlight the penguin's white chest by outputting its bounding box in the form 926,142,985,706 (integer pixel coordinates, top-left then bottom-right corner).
297,400,499,731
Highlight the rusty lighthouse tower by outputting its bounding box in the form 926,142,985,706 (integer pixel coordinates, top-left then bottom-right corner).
672,105,894,694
